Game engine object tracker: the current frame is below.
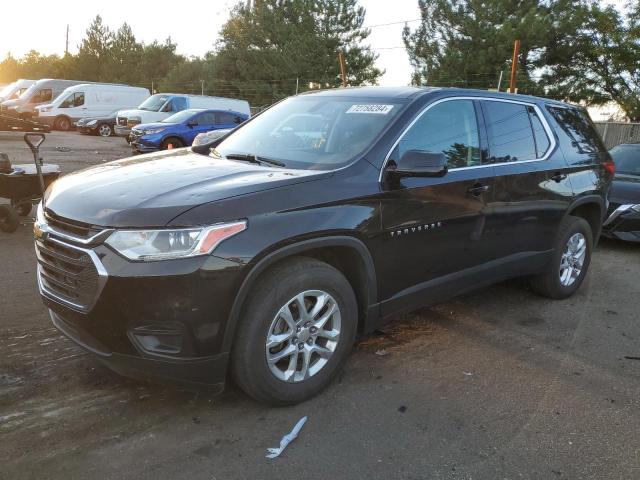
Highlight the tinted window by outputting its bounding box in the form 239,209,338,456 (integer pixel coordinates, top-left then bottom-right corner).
609,145,640,175
547,106,602,155
528,106,550,157
394,99,481,169
484,101,536,162
29,88,52,104
216,112,241,125
196,112,216,125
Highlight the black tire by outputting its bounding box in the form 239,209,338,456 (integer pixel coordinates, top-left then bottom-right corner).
11,201,32,217
161,137,184,150
0,205,20,233
530,215,593,299
230,257,358,405
53,116,72,131
97,123,112,137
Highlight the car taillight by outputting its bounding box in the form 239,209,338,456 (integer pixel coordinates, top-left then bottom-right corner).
604,160,615,175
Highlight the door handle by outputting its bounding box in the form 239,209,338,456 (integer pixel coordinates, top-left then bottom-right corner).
550,172,567,183
467,183,490,196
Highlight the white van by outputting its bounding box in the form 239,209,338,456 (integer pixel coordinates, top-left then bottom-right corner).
35,84,150,131
0,79,35,102
114,93,250,138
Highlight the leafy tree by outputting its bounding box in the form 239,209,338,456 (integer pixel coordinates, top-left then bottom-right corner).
76,15,114,81
214,0,381,105
540,2,640,121
139,38,185,91
402,0,584,93
110,23,143,84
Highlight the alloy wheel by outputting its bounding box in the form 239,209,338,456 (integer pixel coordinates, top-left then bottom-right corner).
559,232,587,286
98,124,112,137
265,290,341,383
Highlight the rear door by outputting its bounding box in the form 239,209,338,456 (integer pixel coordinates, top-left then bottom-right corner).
482,99,568,256
378,98,499,313
215,111,244,130
184,111,217,144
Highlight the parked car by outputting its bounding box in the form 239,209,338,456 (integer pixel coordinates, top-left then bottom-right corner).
115,94,251,139
75,111,119,137
0,79,95,119
35,87,613,405
602,143,640,242
0,79,35,103
34,84,149,131
130,109,247,153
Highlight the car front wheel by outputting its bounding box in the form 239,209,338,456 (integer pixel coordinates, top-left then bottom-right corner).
231,257,357,405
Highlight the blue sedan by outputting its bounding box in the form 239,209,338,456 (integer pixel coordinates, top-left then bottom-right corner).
130,109,248,153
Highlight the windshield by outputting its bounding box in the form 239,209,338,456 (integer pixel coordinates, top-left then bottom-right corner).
610,145,640,175
18,83,38,100
213,96,404,170
162,110,198,123
138,94,170,112
0,82,16,98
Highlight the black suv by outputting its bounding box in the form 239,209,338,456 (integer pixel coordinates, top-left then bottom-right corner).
35,87,613,405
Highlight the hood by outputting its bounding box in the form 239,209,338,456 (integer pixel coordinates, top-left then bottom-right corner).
35,103,55,111
610,173,640,205
44,149,327,228
1,98,20,108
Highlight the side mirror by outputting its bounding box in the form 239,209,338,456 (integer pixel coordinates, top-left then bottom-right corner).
187,120,197,128
388,150,448,178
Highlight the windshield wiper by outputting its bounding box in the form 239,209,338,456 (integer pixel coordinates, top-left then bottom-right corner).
224,153,286,168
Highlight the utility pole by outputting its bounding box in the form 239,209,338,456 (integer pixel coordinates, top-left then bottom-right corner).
496,71,503,92
509,39,520,94
338,52,347,87
201,80,204,95
295,77,299,95
65,25,69,55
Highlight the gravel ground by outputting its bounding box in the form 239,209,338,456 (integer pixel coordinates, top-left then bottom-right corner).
1,132,639,480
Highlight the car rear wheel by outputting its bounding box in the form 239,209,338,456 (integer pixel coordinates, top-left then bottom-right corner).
97,124,112,137
0,205,20,233
231,257,357,405
161,137,184,150
53,116,72,131
530,215,592,299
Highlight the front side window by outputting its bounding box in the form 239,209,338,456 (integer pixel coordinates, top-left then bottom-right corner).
162,97,188,113
60,92,84,108
213,96,404,170
393,99,481,169
484,101,537,163
29,88,52,104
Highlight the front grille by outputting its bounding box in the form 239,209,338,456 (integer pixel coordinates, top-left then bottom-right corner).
36,237,100,311
45,210,101,239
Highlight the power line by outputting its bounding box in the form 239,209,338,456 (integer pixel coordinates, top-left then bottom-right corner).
364,18,422,29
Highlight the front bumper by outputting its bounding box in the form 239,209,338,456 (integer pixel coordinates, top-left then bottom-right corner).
602,204,640,242
114,125,132,137
37,226,246,389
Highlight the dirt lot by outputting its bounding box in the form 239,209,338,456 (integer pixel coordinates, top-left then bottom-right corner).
1,132,639,479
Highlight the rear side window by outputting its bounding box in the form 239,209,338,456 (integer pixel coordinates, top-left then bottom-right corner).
483,101,537,162
528,106,550,157
216,112,241,125
394,99,481,169
546,106,603,155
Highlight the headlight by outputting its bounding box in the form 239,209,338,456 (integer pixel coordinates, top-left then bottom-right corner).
105,221,247,261
86,120,97,126
143,127,166,135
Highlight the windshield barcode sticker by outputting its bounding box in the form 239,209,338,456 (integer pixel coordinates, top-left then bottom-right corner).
346,104,394,114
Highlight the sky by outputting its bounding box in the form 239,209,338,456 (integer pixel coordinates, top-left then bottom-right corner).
0,0,418,86
0,0,626,87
